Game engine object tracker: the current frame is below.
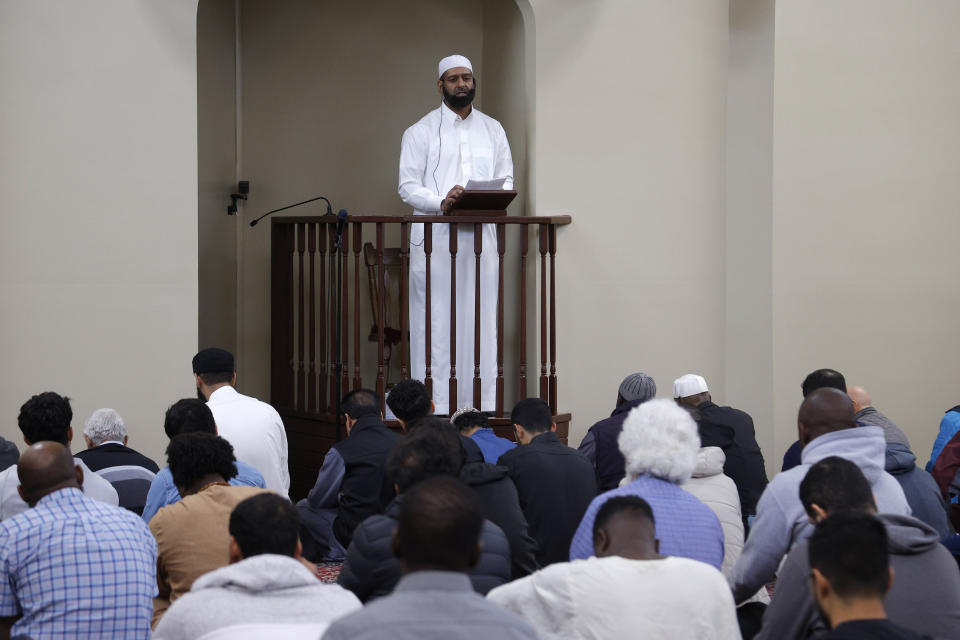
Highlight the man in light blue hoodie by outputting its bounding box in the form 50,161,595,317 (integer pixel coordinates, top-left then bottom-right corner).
729,388,910,604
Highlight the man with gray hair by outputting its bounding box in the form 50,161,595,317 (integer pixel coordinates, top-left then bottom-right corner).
578,372,658,491
76,408,159,515
569,399,724,569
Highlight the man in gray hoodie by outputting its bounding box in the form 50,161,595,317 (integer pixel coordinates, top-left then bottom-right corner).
756,456,960,640
153,493,360,639
730,388,910,603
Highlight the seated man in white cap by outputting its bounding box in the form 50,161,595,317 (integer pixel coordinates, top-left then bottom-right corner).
398,53,514,416
674,373,768,527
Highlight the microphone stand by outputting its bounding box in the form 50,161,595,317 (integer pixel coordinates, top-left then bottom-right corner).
248,195,333,227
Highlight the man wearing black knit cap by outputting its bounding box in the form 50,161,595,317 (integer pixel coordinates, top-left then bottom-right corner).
578,373,657,491
192,347,289,497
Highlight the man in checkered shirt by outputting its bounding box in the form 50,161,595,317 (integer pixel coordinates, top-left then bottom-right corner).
0,441,157,639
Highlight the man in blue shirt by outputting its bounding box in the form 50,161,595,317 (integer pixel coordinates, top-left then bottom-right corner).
0,441,157,639
142,398,265,522
452,408,516,463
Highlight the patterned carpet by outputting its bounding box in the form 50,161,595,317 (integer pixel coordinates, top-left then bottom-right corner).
316,561,343,584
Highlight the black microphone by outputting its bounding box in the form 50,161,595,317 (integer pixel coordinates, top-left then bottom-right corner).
249,196,333,227
336,208,348,236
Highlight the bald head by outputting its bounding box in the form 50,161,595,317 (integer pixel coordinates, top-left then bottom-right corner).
17,441,82,507
798,388,856,445
847,386,872,413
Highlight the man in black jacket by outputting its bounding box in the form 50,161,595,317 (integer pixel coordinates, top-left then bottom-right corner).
577,372,657,491
387,379,539,578
297,389,400,560
674,373,767,525
338,424,511,602
498,398,597,566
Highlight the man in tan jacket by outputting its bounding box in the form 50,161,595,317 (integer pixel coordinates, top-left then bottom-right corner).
149,431,268,626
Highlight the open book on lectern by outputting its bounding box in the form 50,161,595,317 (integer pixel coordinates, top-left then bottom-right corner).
449,177,516,216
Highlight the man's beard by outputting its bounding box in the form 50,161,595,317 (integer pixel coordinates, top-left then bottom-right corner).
443,85,476,109
196,387,206,401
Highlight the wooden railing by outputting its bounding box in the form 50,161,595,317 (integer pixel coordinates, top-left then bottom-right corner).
271,214,572,499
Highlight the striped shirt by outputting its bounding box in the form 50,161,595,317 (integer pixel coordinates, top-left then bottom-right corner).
0,487,157,639
569,474,725,568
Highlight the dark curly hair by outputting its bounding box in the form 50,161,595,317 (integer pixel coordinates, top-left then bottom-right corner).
166,432,237,492
18,392,72,445
386,379,432,423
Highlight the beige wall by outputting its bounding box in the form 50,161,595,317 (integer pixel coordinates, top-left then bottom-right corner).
0,0,200,464
770,1,960,461
726,0,775,463
198,0,239,356
529,0,731,444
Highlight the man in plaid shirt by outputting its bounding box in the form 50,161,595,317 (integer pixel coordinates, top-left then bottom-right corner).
0,441,157,639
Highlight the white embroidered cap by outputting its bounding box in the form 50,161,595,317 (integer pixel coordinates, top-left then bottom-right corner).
438,54,473,79
673,374,709,399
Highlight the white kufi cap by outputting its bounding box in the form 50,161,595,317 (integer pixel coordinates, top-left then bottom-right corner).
673,374,709,399
438,54,473,79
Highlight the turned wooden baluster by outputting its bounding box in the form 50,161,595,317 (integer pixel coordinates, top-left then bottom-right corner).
400,222,410,382
307,223,317,413
424,223,433,398
318,224,328,413
296,224,306,410
352,221,363,391
375,222,386,403
473,223,482,408
449,223,458,411
539,224,548,401
518,225,528,400
328,226,338,411
496,224,506,416
341,223,350,400
549,224,558,414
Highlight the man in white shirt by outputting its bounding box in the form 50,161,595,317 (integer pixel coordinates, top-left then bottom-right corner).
487,495,741,640
0,391,118,520
193,348,290,497
398,53,514,415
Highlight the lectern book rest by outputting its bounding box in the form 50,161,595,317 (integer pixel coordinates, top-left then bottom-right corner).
448,189,517,217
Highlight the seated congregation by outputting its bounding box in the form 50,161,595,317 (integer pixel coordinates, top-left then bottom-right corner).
0,357,959,639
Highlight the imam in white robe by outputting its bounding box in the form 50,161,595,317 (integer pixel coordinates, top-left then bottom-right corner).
398,101,513,415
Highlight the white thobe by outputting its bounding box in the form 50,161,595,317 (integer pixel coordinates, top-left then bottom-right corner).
487,556,742,640
398,102,513,415
207,385,290,497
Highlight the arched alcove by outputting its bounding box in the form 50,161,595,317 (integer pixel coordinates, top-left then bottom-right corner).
197,0,531,404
